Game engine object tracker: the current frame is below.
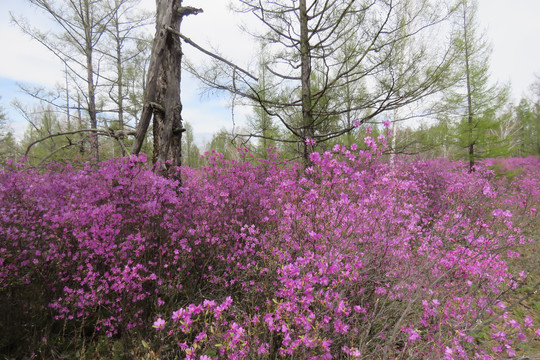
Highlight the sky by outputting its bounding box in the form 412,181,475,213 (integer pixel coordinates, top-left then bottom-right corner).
1,0,539,145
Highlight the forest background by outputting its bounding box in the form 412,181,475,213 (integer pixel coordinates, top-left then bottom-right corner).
0,0,539,165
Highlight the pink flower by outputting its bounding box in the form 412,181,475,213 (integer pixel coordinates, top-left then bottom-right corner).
508,319,520,329
263,313,274,327
172,308,185,322
492,331,506,341
507,250,520,258
257,343,270,355
353,305,366,314
194,331,207,343
334,319,350,334
203,299,216,309
505,344,516,357
524,315,534,327
403,327,420,341
153,317,165,330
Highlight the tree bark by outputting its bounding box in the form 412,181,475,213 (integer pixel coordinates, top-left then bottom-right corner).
131,0,201,172
299,0,314,164
463,0,475,172
83,0,99,161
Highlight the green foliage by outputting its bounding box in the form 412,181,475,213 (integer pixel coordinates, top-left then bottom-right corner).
247,104,281,159
447,0,511,168
181,122,201,167
246,45,282,159
393,121,446,157
487,159,524,181
207,128,240,161
23,108,72,165
453,92,510,160
514,98,540,156
0,102,21,164
21,105,98,165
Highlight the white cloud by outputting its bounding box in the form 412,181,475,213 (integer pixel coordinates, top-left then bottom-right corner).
0,28,63,87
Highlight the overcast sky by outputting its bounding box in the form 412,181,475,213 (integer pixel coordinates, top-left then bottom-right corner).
1,0,539,143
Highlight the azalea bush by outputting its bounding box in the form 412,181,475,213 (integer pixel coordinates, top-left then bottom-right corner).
0,138,539,358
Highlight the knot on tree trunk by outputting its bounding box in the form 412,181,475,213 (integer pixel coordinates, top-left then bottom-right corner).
176,6,203,17
173,126,186,135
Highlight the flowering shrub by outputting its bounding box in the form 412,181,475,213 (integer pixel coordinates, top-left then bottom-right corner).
0,146,539,358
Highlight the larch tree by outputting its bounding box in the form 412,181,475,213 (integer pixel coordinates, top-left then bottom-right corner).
0,101,7,139
514,96,540,156
246,42,282,158
101,0,153,143
527,77,540,154
12,0,118,160
0,101,20,164
188,0,459,163
181,121,200,167
450,0,509,171
12,0,154,163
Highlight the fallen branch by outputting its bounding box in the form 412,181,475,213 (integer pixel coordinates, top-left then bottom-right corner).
25,128,136,158
36,138,86,167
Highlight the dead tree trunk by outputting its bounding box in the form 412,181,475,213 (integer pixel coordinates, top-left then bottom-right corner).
131,0,202,172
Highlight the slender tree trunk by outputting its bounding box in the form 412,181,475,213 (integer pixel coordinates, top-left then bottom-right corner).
391,108,398,163
114,15,126,156
115,22,124,132
299,0,313,164
344,64,353,147
77,92,85,155
84,1,99,161
463,0,474,172
65,67,71,130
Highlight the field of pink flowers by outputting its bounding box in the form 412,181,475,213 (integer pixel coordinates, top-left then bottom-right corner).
1,140,539,359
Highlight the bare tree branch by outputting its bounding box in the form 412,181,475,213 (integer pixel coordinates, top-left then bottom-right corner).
173,30,259,82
